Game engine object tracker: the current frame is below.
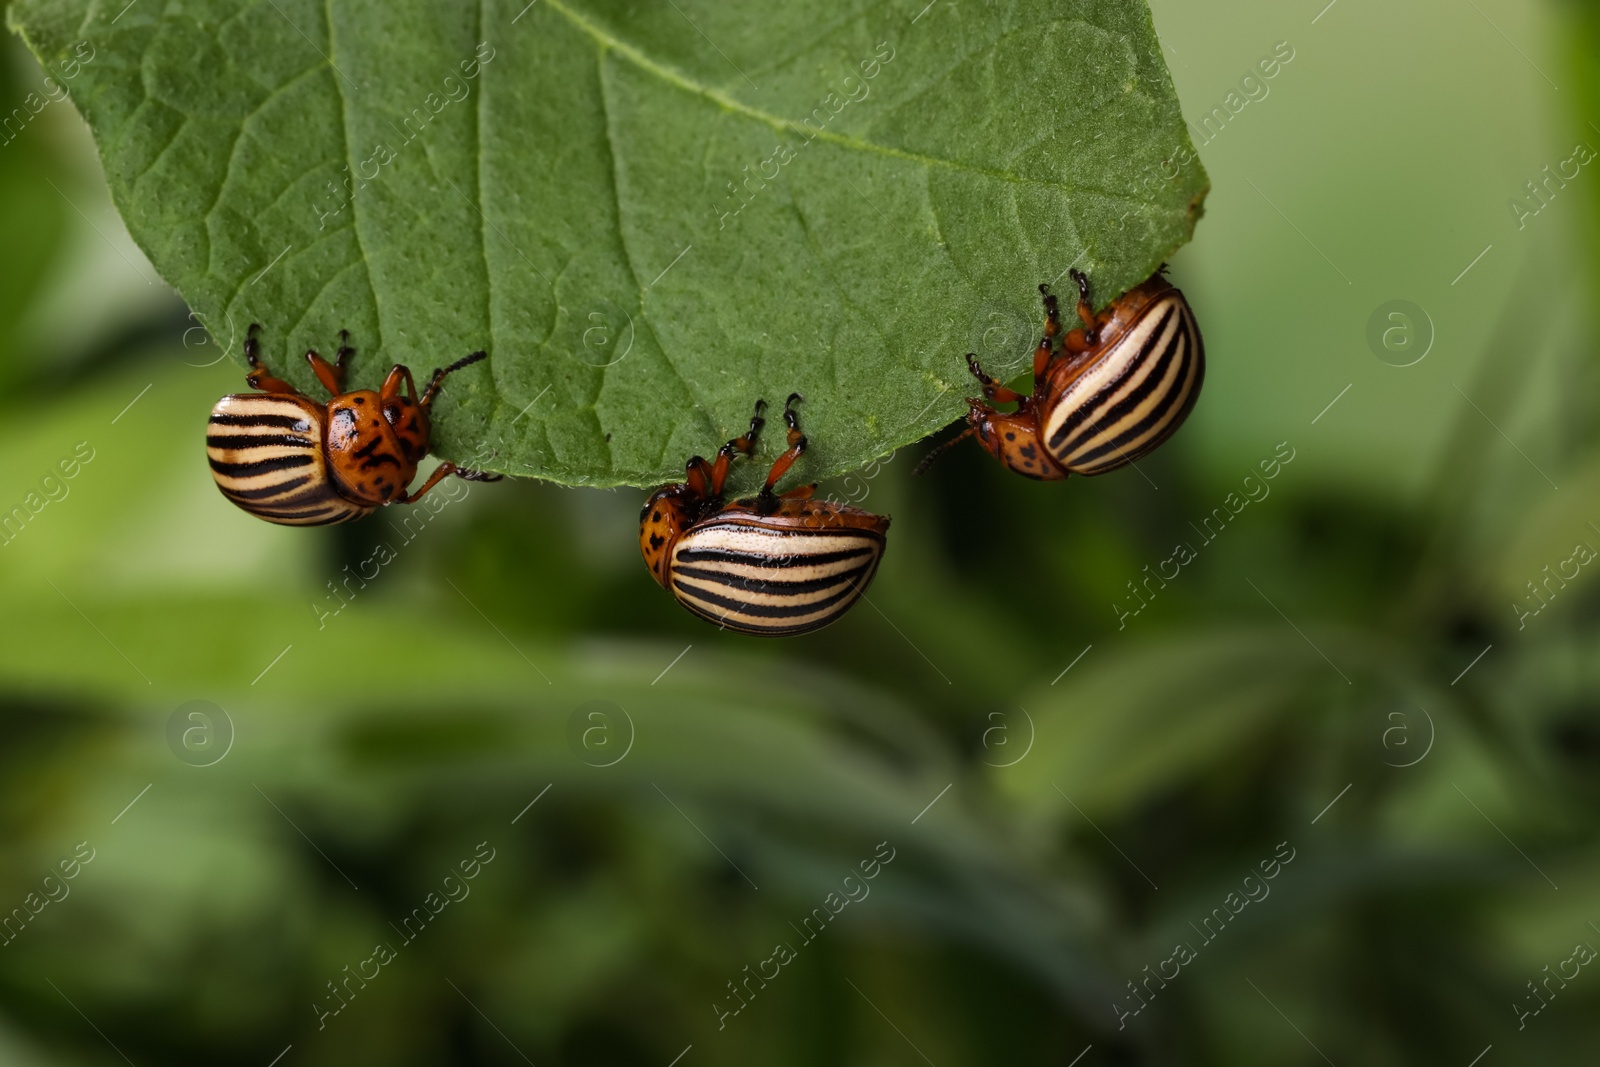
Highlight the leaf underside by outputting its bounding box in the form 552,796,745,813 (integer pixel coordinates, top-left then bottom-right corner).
10,0,1206,489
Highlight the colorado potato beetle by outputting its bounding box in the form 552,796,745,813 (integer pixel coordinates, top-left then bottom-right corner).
928,269,1204,479
640,395,890,637
207,325,500,526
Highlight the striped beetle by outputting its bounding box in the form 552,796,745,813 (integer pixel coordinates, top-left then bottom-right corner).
640,395,890,637
933,268,1204,479
207,325,500,526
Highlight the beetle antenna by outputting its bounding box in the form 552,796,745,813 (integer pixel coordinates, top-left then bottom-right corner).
421,350,489,406
913,425,976,476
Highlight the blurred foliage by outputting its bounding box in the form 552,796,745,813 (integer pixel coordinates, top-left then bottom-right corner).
1,1,1599,1065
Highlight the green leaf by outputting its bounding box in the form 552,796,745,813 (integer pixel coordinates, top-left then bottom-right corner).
9,0,1205,487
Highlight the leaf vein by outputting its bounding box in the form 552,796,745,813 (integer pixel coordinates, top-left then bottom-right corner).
544,0,1103,193
472,0,495,416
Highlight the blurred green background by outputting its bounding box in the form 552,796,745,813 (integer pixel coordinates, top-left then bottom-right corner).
2,0,1599,1063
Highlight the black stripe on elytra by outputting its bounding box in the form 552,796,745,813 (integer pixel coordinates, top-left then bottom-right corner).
208,454,314,478
1048,301,1177,451
673,560,872,597
222,476,317,501
205,433,314,451
674,573,866,619
246,505,344,520
675,543,874,569
697,617,833,636
679,599,857,636
268,512,355,527
1066,334,1192,469
209,412,310,430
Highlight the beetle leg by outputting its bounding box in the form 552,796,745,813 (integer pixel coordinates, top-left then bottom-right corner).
306,350,346,396
1034,285,1061,382
756,393,808,503
724,399,767,458
778,483,816,500
243,324,302,394
966,353,1026,404
396,462,460,504
379,364,416,401
1069,269,1099,345
420,350,489,409
685,456,715,499
400,461,504,499
324,329,354,391
708,398,767,496
1038,284,1062,341
1030,336,1054,383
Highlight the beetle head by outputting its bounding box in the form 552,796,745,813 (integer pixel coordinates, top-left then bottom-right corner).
967,402,1067,481
639,483,702,588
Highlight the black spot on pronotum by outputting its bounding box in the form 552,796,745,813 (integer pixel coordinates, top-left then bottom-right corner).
649,533,665,549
